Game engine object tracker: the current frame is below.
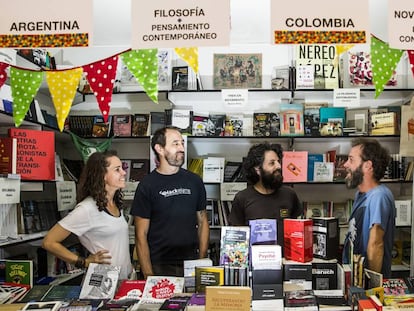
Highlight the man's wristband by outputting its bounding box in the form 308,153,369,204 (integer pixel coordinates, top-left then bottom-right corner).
75,256,86,268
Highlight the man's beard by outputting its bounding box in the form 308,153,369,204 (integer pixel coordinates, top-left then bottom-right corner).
260,167,283,191
164,151,185,167
345,164,364,189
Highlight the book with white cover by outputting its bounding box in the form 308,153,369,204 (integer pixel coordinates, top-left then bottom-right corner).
202,157,225,183
395,200,412,226
79,263,120,300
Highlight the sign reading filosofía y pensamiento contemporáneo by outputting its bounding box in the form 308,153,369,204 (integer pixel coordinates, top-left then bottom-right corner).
270,0,370,44
388,0,414,49
0,0,93,48
131,0,230,49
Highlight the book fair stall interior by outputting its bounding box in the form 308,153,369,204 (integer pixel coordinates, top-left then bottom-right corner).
0,0,414,310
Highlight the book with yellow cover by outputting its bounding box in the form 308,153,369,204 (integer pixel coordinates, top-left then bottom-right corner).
370,112,398,135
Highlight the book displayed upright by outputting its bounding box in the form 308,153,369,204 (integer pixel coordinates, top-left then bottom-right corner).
92,115,112,138
112,114,132,137
282,151,308,183
312,217,339,260
171,109,193,135
0,136,17,175
9,128,55,181
249,218,277,245
219,226,250,268
195,266,224,293
132,113,150,136
5,259,34,287
171,66,189,91
279,103,305,136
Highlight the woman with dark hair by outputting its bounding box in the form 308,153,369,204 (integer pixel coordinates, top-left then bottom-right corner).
42,150,132,279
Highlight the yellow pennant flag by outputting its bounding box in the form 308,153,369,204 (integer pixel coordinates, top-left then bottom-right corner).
46,68,83,131
10,67,44,127
174,47,199,73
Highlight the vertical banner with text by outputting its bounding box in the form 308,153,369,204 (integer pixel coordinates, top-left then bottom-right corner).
131,0,230,49
271,0,369,44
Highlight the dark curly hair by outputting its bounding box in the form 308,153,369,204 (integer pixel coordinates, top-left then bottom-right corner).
77,150,124,211
151,126,181,162
351,138,390,182
243,142,283,184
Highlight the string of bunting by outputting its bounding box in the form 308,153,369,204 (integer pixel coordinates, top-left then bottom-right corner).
0,47,199,131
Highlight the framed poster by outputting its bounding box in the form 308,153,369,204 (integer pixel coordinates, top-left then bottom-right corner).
213,53,262,89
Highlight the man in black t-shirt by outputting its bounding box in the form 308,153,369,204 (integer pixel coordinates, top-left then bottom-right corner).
229,143,302,245
131,126,210,278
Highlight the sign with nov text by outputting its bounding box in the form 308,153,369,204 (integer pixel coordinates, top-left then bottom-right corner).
221,89,248,108
271,0,369,44
131,0,230,49
0,0,92,48
56,181,76,211
388,0,414,49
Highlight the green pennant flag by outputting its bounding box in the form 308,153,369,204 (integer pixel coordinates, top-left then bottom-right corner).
70,132,113,162
371,36,404,98
121,49,159,103
10,67,44,127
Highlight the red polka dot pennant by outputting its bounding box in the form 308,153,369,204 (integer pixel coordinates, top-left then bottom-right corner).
10,67,44,127
0,63,9,88
82,56,119,122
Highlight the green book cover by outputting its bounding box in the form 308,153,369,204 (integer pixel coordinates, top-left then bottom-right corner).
5,259,33,287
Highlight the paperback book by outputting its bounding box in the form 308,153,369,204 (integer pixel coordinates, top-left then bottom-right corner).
79,263,120,300
219,226,250,268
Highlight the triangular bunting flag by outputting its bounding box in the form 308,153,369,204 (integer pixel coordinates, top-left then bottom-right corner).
371,36,404,98
69,132,113,162
46,68,83,132
0,62,9,88
407,50,414,78
82,56,119,122
174,47,199,73
121,49,158,104
333,44,354,67
10,67,44,127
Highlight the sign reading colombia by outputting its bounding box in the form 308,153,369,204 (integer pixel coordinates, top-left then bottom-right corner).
131,0,230,49
0,0,92,48
270,0,369,44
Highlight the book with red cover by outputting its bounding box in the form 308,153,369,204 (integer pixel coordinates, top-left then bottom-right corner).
284,219,313,263
282,151,308,183
8,128,55,180
113,279,146,300
0,136,17,175
112,114,132,137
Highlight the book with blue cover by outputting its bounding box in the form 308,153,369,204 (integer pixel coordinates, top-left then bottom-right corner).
307,154,324,182
249,219,277,245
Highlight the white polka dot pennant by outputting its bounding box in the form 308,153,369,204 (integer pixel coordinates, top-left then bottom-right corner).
46,68,83,132
121,49,159,104
371,36,404,98
82,56,119,122
10,67,44,127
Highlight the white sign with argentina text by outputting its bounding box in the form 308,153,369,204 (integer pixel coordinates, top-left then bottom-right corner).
131,0,230,48
0,0,93,47
387,0,414,49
